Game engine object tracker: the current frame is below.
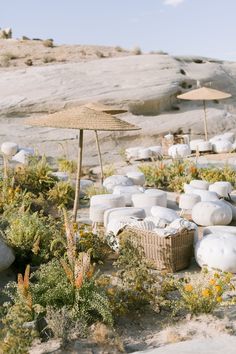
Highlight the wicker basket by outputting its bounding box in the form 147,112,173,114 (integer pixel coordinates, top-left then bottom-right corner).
126,227,194,273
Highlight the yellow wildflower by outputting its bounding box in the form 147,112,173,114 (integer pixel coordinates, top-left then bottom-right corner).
209,279,216,285
216,296,222,303
184,284,193,292
202,288,210,297
215,285,222,294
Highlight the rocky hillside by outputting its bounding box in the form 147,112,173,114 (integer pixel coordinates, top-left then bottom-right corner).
1,39,236,166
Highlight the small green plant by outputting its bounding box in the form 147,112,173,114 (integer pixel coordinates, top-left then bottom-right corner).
57,157,77,174
42,39,54,48
47,181,75,208
43,56,56,63
85,185,110,198
103,164,117,178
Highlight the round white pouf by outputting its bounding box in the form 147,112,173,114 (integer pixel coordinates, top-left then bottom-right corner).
197,141,212,152
51,171,69,181
179,193,201,210
151,206,178,223
212,140,233,153
125,147,140,160
192,201,232,226
195,233,236,272
209,181,232,198
184,184,219,202
0,239,15,272
104,207,146,227
190,139,205,151
138,148,152,159
1,142,18,157
113,185,144,206
203,225,236,236
132,192,167,215
90,194,125,209
148,146,162,157
223,201,236,221
103,175,133,192
190,180,209,190
168,144,191,159
126,172,145,186
89,205,110,224
144,189,167,207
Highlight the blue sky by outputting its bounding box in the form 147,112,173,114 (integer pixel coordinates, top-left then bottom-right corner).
1,0,236,60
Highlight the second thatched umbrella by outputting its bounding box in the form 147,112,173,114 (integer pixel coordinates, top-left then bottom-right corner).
24,106,140,221
177,87,232,140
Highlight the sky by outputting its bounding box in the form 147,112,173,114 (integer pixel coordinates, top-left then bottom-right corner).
1,0,236,60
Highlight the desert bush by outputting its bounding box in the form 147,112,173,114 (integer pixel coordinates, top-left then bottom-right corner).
43,39,54,48
3,210,62,264
85,185,110,198
43,56,56,63
172,270,234,315
95,50,105,58
200,165,236,187
132,46,142,55
57,157,77,174
47,181,75,208
103,164,117,178
25,58,33,66
115,46,124,52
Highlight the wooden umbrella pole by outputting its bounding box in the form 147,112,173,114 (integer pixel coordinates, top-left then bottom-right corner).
203,100,208,141
73,129,84,222
94,130,104,184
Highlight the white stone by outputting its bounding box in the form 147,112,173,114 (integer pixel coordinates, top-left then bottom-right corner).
195,233,236,272
138,148,152,159
104,207,146,227
0,238,15,272
1,141,18,156
89,204,110,224
113,185,144,206
126,171,145,186
51,171,69,181
209,181,232,198
90,194,125,209
197,141,212,152
150,206,179,223
212,140,233,153
190,139,205,151
125,147,140,160
103,175,133,192
190,180,209,190
179,193,201,210
12,150,31,164
192,201,232,226
168,144,191,159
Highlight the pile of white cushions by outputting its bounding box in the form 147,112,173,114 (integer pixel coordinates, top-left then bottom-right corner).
125,145,162,160
192,200,232,226
189,131,236,154
168,144,191,159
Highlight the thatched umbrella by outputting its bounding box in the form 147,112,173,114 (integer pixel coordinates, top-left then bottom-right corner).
177,87,232,140
24,106,140,221
84,102,128,181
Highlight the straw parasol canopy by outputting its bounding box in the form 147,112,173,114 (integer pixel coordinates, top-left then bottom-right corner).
24,106,140,221
84,102,127,115
177,87,232,140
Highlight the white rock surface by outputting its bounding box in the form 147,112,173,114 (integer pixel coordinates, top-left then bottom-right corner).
192,201,232,226
103,175,133,192
0,238,15,272
195,232,236,272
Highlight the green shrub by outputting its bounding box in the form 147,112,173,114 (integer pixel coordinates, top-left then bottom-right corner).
57,157,77,174
42,39,54,48
47,181,75,208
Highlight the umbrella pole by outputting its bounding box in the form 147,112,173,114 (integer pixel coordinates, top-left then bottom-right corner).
94,130,104,184
73,129,84,222
203,100,208,141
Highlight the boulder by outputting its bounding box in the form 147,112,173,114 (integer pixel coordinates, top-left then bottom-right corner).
192,201,232,226
195,233,236,272
103,175,133,192
0,239,15,272
1,141,18,156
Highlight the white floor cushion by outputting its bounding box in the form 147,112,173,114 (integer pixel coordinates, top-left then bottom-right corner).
1,142,18,156
212,140,233,153
179,193,201,210
89,205,110,224
104,207,146,227
168,144,191,159
189,180,209,190
195,233,236,272
132,192,167,215
209,181,232,198
151,206,179,223
197,141,212,152
113,185,144,206
192,201,232,226
103,175,133,192
190,139,205,151
203,225,236,236
144,189,167,207
138,148,152,159
90,194,125,209
126,172,145,186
